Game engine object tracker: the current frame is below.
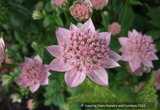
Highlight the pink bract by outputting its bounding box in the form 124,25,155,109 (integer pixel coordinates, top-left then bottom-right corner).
90,0,108,10
119,29,159,72
46,18,121,88
0,37,7,67
15,55,51,93
152,69,160,90
109,22,121,35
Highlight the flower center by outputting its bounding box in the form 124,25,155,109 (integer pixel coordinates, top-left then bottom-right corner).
60,28,110,73
21,61,44,83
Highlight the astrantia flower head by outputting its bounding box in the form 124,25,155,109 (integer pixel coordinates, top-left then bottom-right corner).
69,0,93,22
51,0,67,8
109,22,121,35
152,69,160,90
0,37,7,67
119,29,159,72
90,0,108,10
46,18,121,88
15,55,51,93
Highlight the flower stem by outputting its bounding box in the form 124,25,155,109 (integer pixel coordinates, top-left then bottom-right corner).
1,63,17,68
64,12,70,27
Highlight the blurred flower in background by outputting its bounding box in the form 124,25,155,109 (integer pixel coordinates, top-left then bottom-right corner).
109,22,121,35
152,69,160,90
90,0,108,10
10,93,22,103
0,37,7,67
51,0,67,8
27,99,37,110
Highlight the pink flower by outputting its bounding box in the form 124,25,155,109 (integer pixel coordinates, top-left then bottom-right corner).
15,55,51,93
119,29,159,72
0,37,7,67
152,69,160,90
51,0,67,8
90,0,108,10
27,99,36,110
46,18,121,88
69,1,92,21
109,22,121,35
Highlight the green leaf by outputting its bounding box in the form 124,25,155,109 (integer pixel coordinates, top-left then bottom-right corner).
55,17,64,27
43,15,55,27
146,30,160,40
68,78,122,103
154,39,160,52
118,1,134,35
14,31,25,45
130,0,143,6
136,73,158,109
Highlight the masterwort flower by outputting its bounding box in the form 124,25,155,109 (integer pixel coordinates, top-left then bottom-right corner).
46,18,121,88
109,22,121,35
69,0,93,22
119,29,159,72
152,69,160,90
90,0,108,10
15,55,51,93
0,37,7,66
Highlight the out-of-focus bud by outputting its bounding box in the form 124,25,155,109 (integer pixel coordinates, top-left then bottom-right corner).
69,0,93,22
90,0,108,10
143,66,151,73
32,10,43,20
76,22,83,28
10,93,22,103
101,11,108,17
109,22,121,35
50,0,67,9
31,42,38,50
27,99,37,110
1,74,13,85
35,1,44,11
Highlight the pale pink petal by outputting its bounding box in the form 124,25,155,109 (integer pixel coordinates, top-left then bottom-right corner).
70,23,78,30
30,81,40,93
56,27,70,43
158,69,160,73
143,60,153,68
40,78,49,85
46,45,62,57
119,47,125,53
81,18,95,33
0,37,5,47
34,55,42,64
151,54,159,60
105,0,109,5
99,32,111,47
65,70,86,88
109,50,121,61
128,31,132,38
118,37,128,46
20,81,30,88
87,67,108,86
129,58,141,72
102,59,120,69
17,63,26,71
121,54,134,61
48,58,72,72
25,57,34,63
14,75,23,83
132,29,139,37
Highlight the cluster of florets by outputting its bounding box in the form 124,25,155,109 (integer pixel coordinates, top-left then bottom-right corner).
70,1,92,21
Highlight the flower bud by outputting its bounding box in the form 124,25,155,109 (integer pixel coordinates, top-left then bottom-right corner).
10,93,22,103
69,0,93,22
1,74,13,85
27,99,37,110
32,10,43,20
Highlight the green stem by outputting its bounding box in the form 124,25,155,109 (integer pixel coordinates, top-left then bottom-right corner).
1,63,17,68
64,12,70,27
